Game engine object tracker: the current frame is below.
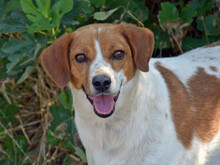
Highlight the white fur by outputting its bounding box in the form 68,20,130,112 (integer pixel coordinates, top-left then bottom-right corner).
69,44,220,165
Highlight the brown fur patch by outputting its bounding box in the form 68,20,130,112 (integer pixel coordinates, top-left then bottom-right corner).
210,66,218,72
40,33,73,88
119,24,154,72
156,63,220,149
156,63,194,148
188,68,220,142
69,27,97,90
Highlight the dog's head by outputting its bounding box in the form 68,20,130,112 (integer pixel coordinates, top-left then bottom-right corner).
40,23,154,118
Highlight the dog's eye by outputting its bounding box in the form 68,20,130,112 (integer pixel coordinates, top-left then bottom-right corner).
75,54,87,63
112,50,125,60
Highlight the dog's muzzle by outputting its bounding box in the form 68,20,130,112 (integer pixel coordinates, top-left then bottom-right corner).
82,86,120,118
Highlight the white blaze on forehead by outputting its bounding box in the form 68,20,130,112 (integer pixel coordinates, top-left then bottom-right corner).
89,39,125,94
98,27,102,33
94,39,105,68
90,39,114,80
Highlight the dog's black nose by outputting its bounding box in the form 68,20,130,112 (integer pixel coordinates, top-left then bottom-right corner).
92,75,111,92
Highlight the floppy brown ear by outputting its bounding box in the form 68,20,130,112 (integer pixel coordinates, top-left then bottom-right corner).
120,24,154,72
40,33,73,88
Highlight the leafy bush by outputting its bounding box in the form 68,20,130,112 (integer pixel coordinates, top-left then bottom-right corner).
0,0,219,164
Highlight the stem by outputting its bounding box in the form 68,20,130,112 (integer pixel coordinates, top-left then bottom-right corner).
0,121,32,163
52,28,56,39
170,31,184,54
0,85,11,104
118,0,132,23
127,11,145,27
38,30,51,37
201,15,209,44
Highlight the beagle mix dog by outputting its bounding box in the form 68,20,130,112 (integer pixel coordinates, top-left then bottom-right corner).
40,23,220,165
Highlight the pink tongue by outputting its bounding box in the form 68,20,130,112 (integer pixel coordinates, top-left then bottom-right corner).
90,95,115,115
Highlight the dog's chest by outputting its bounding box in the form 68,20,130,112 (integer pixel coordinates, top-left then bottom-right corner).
75,113,154,164
75,109,179,165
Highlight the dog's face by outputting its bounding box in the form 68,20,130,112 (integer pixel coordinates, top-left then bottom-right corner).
41,24,154,118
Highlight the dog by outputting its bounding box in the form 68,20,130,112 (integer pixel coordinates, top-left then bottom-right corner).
40,23,220,165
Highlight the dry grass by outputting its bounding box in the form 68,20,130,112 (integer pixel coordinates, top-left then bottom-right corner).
0,59,85,165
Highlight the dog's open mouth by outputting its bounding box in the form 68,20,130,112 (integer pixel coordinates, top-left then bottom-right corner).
84,90,120,118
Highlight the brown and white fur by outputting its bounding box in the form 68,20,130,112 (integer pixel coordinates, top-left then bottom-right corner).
40,23,220,165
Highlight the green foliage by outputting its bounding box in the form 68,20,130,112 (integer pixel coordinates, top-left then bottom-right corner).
0,104,20,126
1,36,41,79
0,135,29,165
20,0,73,37
0,58,9,79
159,2,179,24
48,88,87,162
91,0,105,8
197,15,220,36
180,5,197,23
0,10,28,35
93,7,119,21
159,2,197,24
0,0,219,164
189,0,215,16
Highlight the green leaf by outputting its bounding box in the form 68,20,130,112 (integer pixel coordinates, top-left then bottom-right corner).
1,38,33,55
91,0,105,8
158,2,179,24
73,146,87,163
129,0,149,22
39,0,51,18
188,0,215,16
45,0,51,12
49,105,72,132
20,0,41,15
20,0,73,37
0,11,28,34
47,130,61,145
106,0,128,9
59,92,69,110
27,16,54,37
196,15,220,36
52,0,73,17
93,7,119,21
1,37,41,78
182,35,220,51
17,66,35,84
0,38,8,57
154,30,172,50
180,5,197,23
3,0,20,13
0,0,4,15
58,88,73,111
62,140,87,163
49,99,76,144
0,58,9,79
105,0,149,22
182,36,207,51
0,104,20,126
36,0,51,16
61,0,91,27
